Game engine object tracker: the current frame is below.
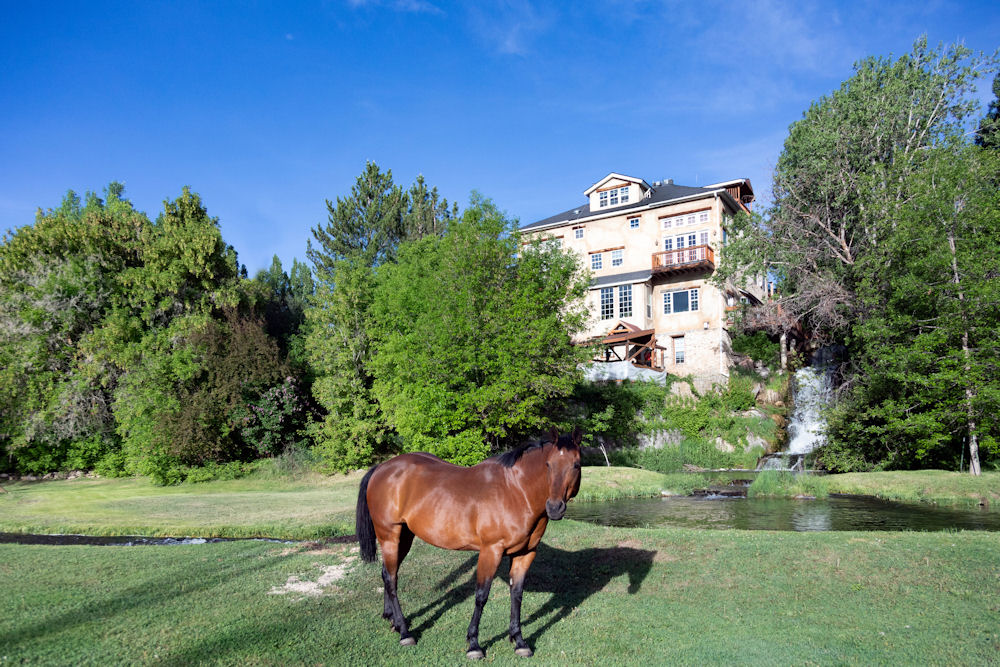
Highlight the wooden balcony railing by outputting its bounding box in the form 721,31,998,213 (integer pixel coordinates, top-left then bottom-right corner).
652,244,715,275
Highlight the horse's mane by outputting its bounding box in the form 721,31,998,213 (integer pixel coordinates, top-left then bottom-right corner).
493,434,576,469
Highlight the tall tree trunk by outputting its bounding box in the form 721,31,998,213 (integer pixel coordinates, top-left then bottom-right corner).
779,331,788,371
948,225,981,476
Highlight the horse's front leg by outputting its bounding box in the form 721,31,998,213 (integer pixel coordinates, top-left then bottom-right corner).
466,545,503,660
508,550,537,657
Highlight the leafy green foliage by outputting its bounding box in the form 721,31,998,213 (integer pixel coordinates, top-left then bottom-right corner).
305,164,459,472
731,331,780,367
369,195,591,464
573,376,773,472
234,377,309,458
1,183,314,483
717,38,1000,473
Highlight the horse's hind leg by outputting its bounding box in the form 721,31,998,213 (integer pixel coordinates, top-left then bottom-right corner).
380,526,416,646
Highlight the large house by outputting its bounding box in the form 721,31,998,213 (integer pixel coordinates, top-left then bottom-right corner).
521,173,765,389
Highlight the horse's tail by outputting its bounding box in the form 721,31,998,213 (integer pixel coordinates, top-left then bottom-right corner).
356,464,379,563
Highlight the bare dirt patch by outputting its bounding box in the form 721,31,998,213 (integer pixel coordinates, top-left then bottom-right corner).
269,555,358,599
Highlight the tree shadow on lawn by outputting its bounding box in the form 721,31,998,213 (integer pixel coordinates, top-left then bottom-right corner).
405,543,655,653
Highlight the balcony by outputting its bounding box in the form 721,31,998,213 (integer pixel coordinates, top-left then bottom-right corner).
652,244,715,276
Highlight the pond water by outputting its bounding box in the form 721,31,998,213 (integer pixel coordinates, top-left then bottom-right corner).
566,495,1000,532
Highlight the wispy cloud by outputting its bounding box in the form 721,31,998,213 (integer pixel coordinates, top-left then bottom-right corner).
465,1,556,56
676,0,861,75
345,0,444,15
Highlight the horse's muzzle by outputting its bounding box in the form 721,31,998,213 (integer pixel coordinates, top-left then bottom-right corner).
545,499,567,520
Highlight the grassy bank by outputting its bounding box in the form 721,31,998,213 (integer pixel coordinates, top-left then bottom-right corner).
2,520,998,664
824,470,1000,507
0,466,665,539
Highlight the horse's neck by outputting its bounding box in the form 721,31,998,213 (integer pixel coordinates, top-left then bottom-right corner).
503,446,550,511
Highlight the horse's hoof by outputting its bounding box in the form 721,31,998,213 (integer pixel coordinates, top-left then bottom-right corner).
400,637,416,647
515,647,534,657
466,649,485,660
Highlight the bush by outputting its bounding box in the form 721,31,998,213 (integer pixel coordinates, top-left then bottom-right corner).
572,372,782,472
233,377,309,458
731,331,780,367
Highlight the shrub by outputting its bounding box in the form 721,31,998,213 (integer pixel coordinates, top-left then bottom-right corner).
731,331,780,367
233,377,309,458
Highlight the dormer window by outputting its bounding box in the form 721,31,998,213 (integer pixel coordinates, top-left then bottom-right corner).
598,186,629,208
585,175,649,211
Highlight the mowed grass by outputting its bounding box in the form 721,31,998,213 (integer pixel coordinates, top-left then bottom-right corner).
2,520,998,665
825,470,1000,507
0,473,365,539
0,467,664,539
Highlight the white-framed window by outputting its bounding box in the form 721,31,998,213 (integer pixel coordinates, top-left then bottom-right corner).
687,214,696,226
663,288,700,314
647,292,652,319
574,227,584,239
600,287,614,320
629,217,639,229
591,253,603,270
618,284,632,317
611,248,623,267
673,336,685,364
699,212,710,224
663,236,673,251
662,217,672,229
699,231,709,246
599,186,629,208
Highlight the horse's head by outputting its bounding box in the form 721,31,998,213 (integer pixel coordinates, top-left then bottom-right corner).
543,427,582,520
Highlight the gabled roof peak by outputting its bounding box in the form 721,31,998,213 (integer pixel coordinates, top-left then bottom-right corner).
583,173,651,196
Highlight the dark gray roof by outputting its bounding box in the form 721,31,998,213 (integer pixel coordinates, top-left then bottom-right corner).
521,182,720,231
591,270,651,288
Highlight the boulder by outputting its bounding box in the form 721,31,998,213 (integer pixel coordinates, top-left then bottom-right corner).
758,388,784,405
638,430,684,451
745,432,769,452
714,437,735,453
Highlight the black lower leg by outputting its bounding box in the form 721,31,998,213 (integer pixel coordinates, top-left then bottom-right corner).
381,566,412,642
466,579,492,657
508,579,530,651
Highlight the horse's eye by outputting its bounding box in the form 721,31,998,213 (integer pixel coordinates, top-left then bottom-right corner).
573,462,581,470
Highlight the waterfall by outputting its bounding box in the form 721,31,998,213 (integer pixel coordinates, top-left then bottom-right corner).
786,363,833,455
757,348,836,471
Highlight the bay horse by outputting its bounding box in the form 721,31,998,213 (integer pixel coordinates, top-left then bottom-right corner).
356,428,582,659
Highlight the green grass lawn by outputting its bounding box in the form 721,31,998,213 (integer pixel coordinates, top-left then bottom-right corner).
825,470,1000,507
0,467,667,539
2,520,998,665
0,473,365,539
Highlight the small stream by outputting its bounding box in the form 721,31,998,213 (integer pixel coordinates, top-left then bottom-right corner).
567,495,1000,532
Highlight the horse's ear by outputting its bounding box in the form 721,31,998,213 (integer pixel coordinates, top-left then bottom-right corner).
548,426,559,444
571,426,583,447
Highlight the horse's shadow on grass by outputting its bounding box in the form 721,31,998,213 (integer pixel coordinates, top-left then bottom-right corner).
406,542,655,652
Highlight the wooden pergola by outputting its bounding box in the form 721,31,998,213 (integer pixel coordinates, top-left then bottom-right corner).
594,321,664,370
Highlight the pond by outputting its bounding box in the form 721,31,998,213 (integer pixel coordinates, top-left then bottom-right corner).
566,495,1000,532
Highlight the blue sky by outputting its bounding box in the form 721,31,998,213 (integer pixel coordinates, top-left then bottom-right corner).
2,1,998,274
